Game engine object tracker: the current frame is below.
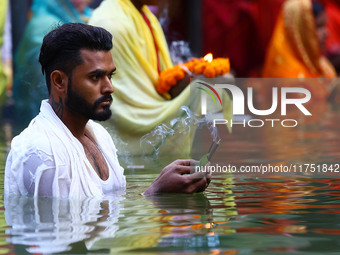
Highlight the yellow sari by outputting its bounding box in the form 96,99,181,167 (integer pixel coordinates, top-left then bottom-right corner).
90,0,231,157
262,0,336,100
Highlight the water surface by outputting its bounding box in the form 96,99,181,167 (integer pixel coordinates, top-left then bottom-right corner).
0,99,340,254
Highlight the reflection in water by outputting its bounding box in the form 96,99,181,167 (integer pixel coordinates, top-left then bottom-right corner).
4,194,124,253
1,166,340,253
89,193,222,253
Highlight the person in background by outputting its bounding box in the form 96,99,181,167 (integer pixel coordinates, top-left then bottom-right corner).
323,0,340,75
0,0,12,105
12,0,93,125
201,0,286,78
89,0,231,157
261,0,337,100
5,23,210,198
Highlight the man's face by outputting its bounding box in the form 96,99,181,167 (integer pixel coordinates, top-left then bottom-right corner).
65,49,116,121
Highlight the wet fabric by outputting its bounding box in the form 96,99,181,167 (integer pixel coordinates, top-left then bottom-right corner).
89,0,232,157
12,0,92,124
5,100,126,198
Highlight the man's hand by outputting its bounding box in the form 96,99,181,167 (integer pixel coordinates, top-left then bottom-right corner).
143,159,211,196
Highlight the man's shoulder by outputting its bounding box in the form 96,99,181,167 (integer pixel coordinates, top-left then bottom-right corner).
11,125,53,155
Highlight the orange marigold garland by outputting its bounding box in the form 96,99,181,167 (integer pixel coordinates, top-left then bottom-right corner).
156,56,230,95
156,65,186,94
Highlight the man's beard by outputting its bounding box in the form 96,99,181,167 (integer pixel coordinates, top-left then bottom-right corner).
65,78,112,121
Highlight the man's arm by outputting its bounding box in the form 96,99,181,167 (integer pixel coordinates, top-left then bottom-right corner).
143,159,211,196
23,153,55,197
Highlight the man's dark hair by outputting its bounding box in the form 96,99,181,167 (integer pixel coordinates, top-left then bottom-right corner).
39,23,113,94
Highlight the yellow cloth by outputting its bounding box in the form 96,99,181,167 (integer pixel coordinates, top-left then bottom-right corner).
0,0,8,104
262,0,337,100
90,0,231,157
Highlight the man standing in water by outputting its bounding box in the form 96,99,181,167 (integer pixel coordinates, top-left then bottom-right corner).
4,23,210,198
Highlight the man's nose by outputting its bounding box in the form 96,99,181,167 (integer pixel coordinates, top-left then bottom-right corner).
102,76,114,94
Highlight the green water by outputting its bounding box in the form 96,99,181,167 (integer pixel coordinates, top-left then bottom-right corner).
0,100,340,254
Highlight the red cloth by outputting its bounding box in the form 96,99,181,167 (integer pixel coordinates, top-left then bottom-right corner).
324,0,340,53
202,0,285,77
141,10,161,74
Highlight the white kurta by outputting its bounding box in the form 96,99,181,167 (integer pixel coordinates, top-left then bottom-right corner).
5,100,126,198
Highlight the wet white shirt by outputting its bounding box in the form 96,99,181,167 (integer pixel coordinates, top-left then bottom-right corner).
5,100,126,198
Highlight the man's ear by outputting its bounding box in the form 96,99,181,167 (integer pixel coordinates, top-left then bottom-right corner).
50,70,68,93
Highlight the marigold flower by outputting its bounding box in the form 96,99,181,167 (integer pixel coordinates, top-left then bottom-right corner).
156,57,230,95
203,66,215,78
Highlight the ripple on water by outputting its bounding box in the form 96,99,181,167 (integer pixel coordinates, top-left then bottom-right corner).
0,99,340,254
